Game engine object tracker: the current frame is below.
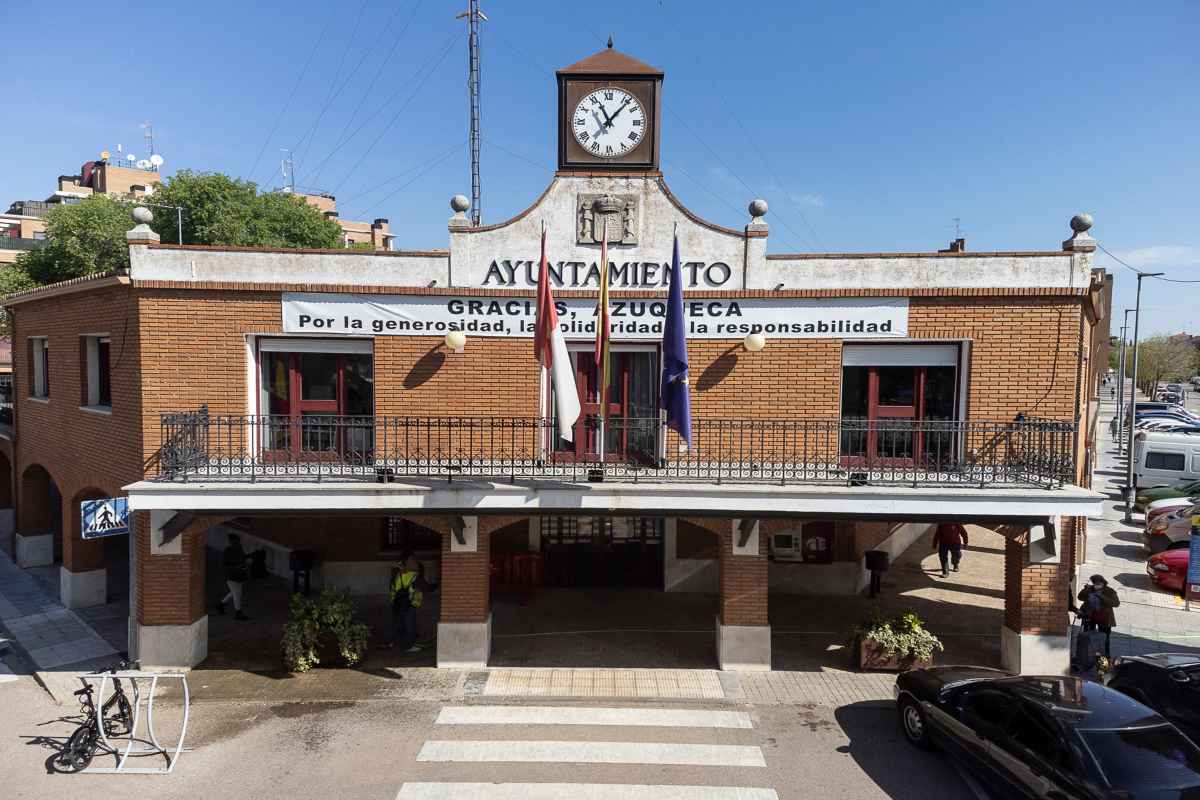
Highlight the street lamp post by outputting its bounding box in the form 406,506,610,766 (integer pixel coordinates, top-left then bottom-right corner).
1124,272,1165,523
1115,308,1134,452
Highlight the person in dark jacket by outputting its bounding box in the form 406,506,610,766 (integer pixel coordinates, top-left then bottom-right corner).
932,523,969,578
215,534,250,621
1078,574,1120,658
383,551,438,653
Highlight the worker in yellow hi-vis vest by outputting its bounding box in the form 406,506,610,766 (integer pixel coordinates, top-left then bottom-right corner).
384,551,438,653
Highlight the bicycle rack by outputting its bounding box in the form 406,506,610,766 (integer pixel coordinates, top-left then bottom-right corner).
76,670,190,775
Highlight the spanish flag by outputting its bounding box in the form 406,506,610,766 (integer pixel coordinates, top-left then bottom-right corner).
594,219,611,421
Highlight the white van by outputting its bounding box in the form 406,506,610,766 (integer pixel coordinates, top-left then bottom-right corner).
1133,430,1200,489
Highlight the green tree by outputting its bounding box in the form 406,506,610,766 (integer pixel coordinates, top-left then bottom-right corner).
15,195,134,282
1135,335,1199,397
149,171,342,249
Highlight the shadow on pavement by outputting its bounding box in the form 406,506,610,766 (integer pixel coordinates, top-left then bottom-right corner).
834,700,976,800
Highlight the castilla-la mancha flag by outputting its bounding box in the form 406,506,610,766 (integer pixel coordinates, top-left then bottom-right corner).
535,227,581,441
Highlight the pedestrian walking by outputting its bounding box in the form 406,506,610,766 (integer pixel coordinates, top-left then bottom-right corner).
931,522,969,578
1078,574,1120,659
383,551,438,653
215,533,250,621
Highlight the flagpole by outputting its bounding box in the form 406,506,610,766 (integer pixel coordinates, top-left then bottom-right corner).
597,217,607,462
539,220,549,457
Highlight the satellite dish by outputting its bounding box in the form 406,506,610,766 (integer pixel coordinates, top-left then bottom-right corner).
100,150,111,160
149,154,164,167
136,159,151,170
126,154,136,162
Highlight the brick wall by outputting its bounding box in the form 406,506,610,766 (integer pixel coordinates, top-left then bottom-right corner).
1003,530,1069,636
686,517,768,627
134,514,219,626
10,284,143,573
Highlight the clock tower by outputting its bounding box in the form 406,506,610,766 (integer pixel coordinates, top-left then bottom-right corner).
557,40,663,173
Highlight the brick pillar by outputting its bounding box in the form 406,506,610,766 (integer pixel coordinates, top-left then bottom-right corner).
435,515,507,668
135,511,214,667
690,516,770,671
1001,527,1070,675
60,495,107,609
15,467,57,567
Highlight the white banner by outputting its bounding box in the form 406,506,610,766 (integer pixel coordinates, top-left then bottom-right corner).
282,292,908,340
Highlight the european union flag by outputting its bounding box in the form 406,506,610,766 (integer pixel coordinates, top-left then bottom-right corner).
661,232,691,447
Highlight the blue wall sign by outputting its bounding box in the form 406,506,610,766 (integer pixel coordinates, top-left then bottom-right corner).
81,497,129,539
1188,516,1200,596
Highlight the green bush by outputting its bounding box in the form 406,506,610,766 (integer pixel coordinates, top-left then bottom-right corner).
281,587,370,672
854,610,944,662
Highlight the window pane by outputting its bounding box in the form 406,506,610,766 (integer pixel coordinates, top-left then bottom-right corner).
923,366,956,421
1081,726,1200,788
877,366,915,406
1147,452,1185,471
299,353,338,401
97,340,111,406
841,366,868,418
343,354,373,416
262,353,290,415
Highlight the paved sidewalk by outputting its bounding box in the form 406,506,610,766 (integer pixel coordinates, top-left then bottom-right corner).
1081,392,1200,660
0,550,116,673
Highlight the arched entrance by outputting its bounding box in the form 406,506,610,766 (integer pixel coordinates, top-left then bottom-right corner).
0,450,14,557
16,464,61,568
62,488,126,609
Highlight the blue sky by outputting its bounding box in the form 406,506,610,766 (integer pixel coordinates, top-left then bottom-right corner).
3,1,1197,333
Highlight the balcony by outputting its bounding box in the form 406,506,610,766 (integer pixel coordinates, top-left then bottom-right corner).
0,237,46,251
151,412,1077,490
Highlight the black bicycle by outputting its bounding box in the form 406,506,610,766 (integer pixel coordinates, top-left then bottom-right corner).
48,660,135,774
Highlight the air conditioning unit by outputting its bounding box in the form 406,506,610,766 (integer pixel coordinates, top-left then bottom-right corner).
771,533,803,562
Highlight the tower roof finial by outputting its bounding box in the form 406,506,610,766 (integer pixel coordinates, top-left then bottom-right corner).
607,35,613,49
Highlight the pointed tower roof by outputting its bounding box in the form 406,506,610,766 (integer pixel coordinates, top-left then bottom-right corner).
557,40,663,76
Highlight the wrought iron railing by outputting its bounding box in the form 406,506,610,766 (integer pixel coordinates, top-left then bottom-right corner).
151,412,1077,489
0,237,45,250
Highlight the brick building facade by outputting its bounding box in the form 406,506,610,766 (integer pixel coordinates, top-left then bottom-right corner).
1,46,1107,673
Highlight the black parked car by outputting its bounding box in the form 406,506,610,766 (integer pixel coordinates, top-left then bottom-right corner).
895,667,1200,798
1108,654,1200,743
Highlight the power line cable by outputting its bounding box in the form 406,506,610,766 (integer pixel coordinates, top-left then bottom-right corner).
340,138,467,206
291,0,374,178
483,137,552,171
309,0,427,187
1098,243,1199,281
330,30,462,194
306,28,461,186
246,7,339,182
349,142,467,218
728,110,827,251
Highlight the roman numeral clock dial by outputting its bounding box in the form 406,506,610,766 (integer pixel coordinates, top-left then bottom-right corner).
572,88,646,158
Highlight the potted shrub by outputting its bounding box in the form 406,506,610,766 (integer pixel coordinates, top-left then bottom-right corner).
853,611,943,671
281,587,370,673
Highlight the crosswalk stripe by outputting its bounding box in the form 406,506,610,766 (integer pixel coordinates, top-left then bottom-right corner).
435,705,754,729
397,783,779,800
416,740,766,767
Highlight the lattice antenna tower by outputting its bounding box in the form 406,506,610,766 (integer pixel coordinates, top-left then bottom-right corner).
457,1,487,225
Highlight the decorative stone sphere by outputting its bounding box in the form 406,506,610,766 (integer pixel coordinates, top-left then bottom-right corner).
1070,213,1093,233
450,195,471,213
132,206,153,224
748,198,769,218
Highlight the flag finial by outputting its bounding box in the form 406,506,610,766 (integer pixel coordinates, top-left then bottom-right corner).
607,36,613,49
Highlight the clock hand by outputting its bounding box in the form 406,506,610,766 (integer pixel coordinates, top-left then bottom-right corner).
597,102,615,128
605,98,632,127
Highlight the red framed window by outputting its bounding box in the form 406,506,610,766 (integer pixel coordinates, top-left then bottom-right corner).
841,362,959,465
549,346,659,463
259,346,373,460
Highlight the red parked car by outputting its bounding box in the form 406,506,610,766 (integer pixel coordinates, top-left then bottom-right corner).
1147,541,1190,595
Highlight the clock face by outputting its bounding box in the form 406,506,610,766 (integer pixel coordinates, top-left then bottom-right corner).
571,87,647,159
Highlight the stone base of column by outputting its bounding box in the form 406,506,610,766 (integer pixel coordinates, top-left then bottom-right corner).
15,533,53,568
0,508,14,558
60,566,106,608
1000,625,1069,675
138,616,208,669
437,614,492,669
716,616,771,671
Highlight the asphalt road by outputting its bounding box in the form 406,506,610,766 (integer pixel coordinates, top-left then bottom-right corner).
0,674,975,800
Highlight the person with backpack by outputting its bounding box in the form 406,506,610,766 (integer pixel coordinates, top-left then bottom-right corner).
384,551,438,653
215,533,250,621
1078,574,1120,659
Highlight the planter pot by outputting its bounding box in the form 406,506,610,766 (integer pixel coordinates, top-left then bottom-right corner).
856,638,933,672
